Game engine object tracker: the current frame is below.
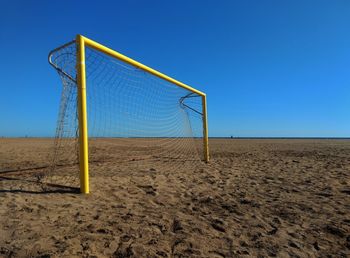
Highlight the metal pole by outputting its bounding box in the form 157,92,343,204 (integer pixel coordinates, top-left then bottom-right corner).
76,35,89,194
202,95,209,162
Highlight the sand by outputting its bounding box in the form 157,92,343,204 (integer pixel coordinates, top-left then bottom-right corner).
0,138,349,257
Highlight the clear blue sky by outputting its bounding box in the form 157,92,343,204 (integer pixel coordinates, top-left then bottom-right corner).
0,0,349,137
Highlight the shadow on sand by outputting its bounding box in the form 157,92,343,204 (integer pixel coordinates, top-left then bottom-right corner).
0,173,79,194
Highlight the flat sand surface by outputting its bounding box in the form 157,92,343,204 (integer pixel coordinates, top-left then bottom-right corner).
0,138,349,257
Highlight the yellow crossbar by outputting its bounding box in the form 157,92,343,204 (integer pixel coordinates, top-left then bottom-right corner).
82,36,206,97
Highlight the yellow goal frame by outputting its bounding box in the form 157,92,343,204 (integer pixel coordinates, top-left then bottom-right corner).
76,35,209,194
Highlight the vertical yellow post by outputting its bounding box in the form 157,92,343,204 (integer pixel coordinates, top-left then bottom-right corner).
202,95,209,162
76,35,89,194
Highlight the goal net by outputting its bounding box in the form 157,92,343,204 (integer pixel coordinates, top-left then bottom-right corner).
47,36,208,192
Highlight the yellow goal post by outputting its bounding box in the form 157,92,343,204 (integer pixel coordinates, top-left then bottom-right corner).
49,35,209,194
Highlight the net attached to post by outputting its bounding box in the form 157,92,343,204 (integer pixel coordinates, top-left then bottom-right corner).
47,40,205,189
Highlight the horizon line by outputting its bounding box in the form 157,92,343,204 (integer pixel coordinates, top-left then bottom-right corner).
1,136,350,140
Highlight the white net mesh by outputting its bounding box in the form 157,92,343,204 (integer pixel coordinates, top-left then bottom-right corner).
47,40,205,189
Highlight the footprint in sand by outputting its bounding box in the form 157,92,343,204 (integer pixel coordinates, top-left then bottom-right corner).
137,185,157,196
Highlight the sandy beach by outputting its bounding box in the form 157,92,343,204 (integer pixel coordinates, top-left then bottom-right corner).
0,138,349,257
